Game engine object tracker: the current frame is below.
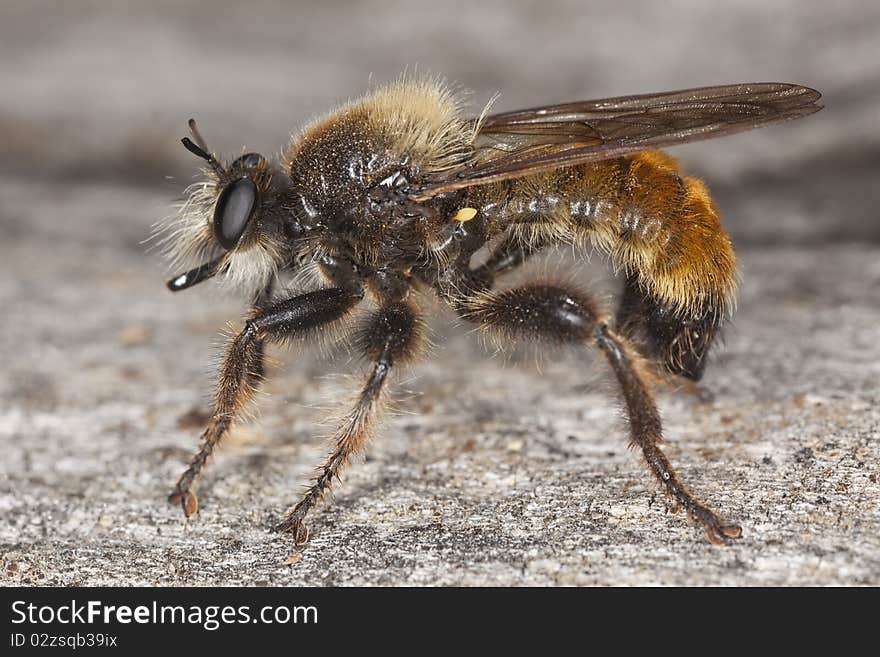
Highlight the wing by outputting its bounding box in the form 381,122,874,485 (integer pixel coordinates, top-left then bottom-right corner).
412,83,822,200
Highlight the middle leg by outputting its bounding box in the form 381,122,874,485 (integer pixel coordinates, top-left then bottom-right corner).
461,281,741,544
274,300,422,544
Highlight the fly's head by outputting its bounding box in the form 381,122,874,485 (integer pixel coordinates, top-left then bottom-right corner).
157,119,296,294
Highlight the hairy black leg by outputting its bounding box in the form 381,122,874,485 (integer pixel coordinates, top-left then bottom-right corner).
617,274,724,381
168,287,363,517
274,301,420,545
463,282,741,544
476,231,545,278
593,324,741,543
246,279,275,384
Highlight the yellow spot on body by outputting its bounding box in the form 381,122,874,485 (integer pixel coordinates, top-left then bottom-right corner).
454,207,478,222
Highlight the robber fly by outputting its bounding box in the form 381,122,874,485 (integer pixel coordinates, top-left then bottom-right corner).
158,76,821,545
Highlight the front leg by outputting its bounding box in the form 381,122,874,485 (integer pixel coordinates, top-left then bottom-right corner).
168,287,363,517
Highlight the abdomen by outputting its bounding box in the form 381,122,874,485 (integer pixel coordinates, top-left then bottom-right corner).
464,150,737,379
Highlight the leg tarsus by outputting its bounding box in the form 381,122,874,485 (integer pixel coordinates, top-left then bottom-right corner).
274,302,420,544
274,361,390,543
275,507,311,545
594,323,741,544
168,488,199,517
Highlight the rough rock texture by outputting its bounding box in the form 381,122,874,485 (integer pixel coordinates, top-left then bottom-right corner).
1,0,878,586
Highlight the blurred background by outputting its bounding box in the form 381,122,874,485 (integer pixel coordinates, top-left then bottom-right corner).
3,0,878,241
1,1,878,585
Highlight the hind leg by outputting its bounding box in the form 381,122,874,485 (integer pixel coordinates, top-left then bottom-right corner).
461,281,741,544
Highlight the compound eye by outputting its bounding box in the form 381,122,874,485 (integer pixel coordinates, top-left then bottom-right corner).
232,152,266,170
213,178,257,249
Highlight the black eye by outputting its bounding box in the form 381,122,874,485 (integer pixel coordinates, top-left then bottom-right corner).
232,152,266,170
213,178,257,249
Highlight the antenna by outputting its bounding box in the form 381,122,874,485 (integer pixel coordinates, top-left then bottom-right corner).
181,118,227,180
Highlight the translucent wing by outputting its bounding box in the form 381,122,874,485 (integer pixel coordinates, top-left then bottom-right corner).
412,83,822,200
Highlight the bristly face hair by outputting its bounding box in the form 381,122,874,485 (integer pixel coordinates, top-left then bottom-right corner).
161,74,822,546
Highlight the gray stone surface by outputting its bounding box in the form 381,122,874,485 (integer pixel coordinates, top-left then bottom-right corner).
1,0,878,586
